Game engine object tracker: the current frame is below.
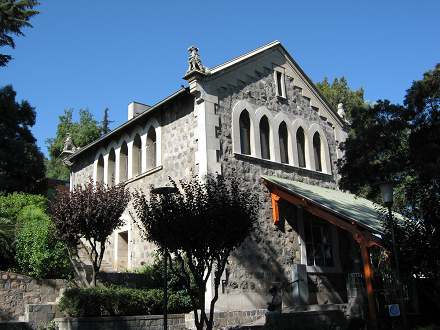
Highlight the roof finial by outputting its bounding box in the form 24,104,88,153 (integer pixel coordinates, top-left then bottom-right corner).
187,46,210,74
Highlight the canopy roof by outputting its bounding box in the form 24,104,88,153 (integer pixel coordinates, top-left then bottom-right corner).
261,175,385,247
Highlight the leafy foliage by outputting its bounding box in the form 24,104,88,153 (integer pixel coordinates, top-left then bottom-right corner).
58,286,164,317
0,191,47,270
337,100,408,200
338,63,440,313
0,0,40,67
14,207,72,278
316,76,365,121
51,179,130,286
45,109,103,180
124,254,197,313
132,174,259,330
0,85,45,193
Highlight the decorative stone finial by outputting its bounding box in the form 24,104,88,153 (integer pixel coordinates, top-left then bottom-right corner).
337,103,346,120
63,133,78,153
187,46,209,74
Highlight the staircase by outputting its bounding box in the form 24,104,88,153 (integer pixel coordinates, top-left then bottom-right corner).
239,304,347,330
75,246,116,284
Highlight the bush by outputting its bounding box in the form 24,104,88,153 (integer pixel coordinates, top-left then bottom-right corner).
58,287,164,317
14,207,72,278
0,192,47,270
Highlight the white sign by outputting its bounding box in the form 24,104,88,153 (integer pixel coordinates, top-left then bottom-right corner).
388,304,400,317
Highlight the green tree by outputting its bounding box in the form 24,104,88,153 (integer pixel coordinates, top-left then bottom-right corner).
316,76,365,121
0,85,45,193
337,63,440,313
337,100,408,199
51,179,130,287
101,107,114,135
14,206,72,278
132,174,259,330
0,0,40,67
46,108,103,180
0,191,47,270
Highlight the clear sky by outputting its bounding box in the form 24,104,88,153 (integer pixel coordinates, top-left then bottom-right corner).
1,0,439,159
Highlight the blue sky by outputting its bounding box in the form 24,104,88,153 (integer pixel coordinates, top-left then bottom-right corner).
2,0,439,159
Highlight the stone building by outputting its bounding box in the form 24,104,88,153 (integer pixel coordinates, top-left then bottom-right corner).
65,41,383,315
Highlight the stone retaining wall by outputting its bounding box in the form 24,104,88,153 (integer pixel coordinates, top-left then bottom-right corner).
0,271,71,323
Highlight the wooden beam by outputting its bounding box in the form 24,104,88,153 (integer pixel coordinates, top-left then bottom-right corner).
362,238,378,329
271,193,281,225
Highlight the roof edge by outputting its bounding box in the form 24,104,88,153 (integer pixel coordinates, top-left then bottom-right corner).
66,87,189,161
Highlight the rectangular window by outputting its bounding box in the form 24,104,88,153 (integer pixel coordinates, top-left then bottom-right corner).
304,213,334,267
274,67,286,98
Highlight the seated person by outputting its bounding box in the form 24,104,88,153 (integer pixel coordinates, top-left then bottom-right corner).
266,286,282,314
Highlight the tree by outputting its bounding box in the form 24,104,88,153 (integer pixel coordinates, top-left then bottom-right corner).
337,63,440,313
0,191,47,270
0,85,45,193
51,179,130,287
0,0,40,67
101,107,114,135
132,174,259,330
337,100,408,200
316,76,365,121
14,206,72,278
46,108,103,180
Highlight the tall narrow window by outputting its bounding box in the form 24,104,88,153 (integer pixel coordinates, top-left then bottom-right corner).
97,154,104,182
304,213,334,267
108,148,115,185
133,134,142,176
239,111,251,155
313,132,322,172
279,122,289,164
260,116,271,160
296,127,306,168
146,127,156,170
120,141,128,181
275,70,285,98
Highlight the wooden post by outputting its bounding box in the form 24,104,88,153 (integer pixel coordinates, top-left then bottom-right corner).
361,238,377,330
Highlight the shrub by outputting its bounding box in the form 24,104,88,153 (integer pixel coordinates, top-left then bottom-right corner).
14,207,72,278
58,287,164,317
0,192,47,270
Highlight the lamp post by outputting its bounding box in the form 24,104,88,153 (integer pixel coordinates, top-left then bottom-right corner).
379,182,408,330
151,186,179,330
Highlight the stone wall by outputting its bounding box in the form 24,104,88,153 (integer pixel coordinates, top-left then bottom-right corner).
0,271,71,322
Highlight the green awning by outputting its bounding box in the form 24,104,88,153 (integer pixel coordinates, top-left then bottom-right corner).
261,175,385,234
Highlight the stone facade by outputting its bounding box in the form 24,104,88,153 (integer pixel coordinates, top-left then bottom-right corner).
66,41,365,312
0,271,71,323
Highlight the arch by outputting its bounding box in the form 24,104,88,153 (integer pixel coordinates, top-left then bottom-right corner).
254,106,275,160
231,100,257,156
119,140,128,182
309,123,332,174
145,117,161,168
239,111,251,155
145,126,156,170
96,153,104,183
259,115,271,160
132,133,142,177
313,132,322,172
279,121,289,164
108,148,116,185
296,127,306,168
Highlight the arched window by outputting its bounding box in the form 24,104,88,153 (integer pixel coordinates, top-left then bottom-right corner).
108,148,115,185
296,127,306,168
239,111,251,155
260,116,270,160
313,132,322,172
119,141,128,181
146,126,156,170
279,121,289,164
133,134,142,176
97,154,104,182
